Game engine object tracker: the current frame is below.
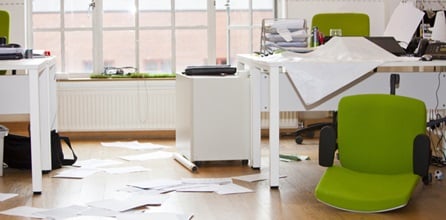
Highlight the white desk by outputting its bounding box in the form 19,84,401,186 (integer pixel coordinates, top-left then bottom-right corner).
237,54,446,188
0,57,57,194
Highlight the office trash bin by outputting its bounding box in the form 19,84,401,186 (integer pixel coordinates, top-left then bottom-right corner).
0,125,9,176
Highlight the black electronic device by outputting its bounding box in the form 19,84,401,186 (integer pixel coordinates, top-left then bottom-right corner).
184,65,237,76
0,42,23,60
414,38,446,60
365,36,407,56
423,42,446,60
0,43,21,48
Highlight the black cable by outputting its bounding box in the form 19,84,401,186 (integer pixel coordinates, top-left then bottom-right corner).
434,71,442,111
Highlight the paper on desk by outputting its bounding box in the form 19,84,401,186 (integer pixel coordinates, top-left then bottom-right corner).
0,206,48,218
431,11,446,42
384,1,424,48
120,151,173,161
101,141,170,150
0,193,18,201
285,37,399,106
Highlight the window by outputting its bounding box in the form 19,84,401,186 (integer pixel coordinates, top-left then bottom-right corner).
31,0,274,78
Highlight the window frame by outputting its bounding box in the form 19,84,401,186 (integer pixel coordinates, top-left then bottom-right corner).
30,0,274,78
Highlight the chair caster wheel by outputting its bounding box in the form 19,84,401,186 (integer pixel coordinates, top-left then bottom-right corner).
422,173,432,185
295,135,303,144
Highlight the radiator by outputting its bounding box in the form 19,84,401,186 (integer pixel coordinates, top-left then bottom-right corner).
57,80,300,132
57,80,176,131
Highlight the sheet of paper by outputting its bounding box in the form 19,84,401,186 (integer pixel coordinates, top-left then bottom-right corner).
100,166,150,174
383,1,425,47
77,207,120,218
73,159,123,168
214,183,253,195
101,141,170,150
117,212,193,220
173,184,221,192
53,168,100,179
120,151,173,161
181,177,232,185
232,173,269,182
0,206,48,218
431,11,446,42
128,179,182,190
33,205,89,219
284,37,400,106
232,173,287,182
0,193,18,201
87,194,168,212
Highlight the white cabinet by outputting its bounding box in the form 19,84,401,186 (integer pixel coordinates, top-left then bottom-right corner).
176,71,251,163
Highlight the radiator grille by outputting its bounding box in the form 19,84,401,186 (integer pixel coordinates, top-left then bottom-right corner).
57,80,176,131
57,80,300,132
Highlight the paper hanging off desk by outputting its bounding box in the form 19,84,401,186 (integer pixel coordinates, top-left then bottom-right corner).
284,37,400,106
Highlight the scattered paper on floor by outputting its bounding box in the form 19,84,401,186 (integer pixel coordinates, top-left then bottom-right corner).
120,151,173,161
101,141,170,150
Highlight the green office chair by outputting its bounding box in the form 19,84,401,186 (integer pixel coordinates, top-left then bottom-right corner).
315,94,431,212
311,13,370,37
0,10,8,43
0,10,9,75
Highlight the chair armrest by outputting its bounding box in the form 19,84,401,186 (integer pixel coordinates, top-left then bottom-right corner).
413,134,431,178
319,126,337,167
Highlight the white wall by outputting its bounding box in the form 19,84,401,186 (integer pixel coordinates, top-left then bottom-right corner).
281,0,402,35
0,0,26,46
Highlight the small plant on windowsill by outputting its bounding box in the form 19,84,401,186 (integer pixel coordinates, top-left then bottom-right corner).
90,72,176,79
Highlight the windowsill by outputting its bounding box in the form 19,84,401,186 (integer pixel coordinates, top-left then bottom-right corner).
57,77,176,82
56,73,176,82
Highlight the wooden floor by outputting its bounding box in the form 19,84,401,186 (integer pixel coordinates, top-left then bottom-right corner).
0,135,445,220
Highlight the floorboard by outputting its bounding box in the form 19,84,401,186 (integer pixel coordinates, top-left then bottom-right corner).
0,136,444,220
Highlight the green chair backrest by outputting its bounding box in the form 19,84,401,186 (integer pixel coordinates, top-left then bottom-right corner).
337,94,426,175
0,10,9,75
0,10,9,43
311,13,370,37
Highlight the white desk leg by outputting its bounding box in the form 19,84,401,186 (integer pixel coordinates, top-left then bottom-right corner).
29,69,43,194
269,67,280,188
250,67,261,169
40,65,52,172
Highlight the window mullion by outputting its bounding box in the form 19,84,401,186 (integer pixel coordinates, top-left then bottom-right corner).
93,0,103,74
134,0,140,72
207,0,216,65
171,0,176,73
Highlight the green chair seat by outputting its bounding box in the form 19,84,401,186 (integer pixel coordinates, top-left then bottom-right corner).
315,165,419,212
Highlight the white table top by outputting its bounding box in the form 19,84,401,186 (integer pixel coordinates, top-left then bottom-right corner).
0,57,55,70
